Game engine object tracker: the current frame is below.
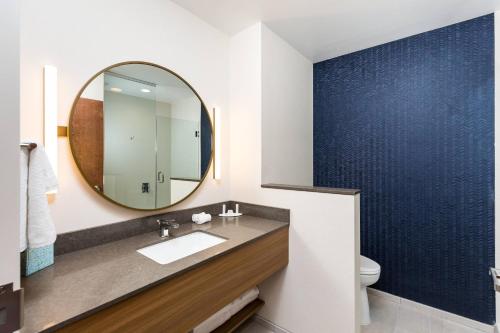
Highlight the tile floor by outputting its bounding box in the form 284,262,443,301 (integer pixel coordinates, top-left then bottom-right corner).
235,295,487,333
236,320,273,333
362,294,485,333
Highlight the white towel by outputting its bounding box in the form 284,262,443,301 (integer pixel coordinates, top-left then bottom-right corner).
228,287,259,316
20,148,29,252
20,144,58,250
193,287,259,333
192,212,212,224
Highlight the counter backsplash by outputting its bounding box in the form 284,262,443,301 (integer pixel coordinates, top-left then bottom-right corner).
55,201,290,255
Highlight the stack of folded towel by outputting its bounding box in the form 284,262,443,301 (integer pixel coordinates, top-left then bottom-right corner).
193,288,259,333
192,212,212,224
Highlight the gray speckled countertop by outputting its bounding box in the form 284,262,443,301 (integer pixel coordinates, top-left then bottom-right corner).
21,216,288,333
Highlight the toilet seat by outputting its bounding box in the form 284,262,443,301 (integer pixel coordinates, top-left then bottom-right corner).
360,255,380,275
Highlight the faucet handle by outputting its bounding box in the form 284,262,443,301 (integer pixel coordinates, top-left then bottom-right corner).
157,219,179,228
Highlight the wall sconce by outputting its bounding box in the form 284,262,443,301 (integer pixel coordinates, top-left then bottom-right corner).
44,65,58,190
213,107,221,180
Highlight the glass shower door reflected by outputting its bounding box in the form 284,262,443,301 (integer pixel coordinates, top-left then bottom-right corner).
103,73,157,209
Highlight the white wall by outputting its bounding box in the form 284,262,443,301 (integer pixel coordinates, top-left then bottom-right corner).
0,0,20,289
170,117,200,179
171,179,199,204
20,0,231,233
261,25,313,186
170,96,201,121
170,96,201,179
80,73,103,101
229,23,360,333
169,97,199,176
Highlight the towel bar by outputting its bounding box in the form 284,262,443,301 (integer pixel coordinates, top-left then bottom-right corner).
20,142,37,151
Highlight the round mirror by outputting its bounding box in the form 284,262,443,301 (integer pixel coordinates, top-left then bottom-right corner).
69,62,213,210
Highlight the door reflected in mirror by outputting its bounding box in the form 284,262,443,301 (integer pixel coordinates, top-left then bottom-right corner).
69,62,212,210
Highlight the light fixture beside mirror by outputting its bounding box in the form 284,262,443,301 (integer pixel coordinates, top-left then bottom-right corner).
212,107,221,181
44,65,58,192
67,61,214,210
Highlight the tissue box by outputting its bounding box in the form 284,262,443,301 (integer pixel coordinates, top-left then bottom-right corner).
21,245,54,276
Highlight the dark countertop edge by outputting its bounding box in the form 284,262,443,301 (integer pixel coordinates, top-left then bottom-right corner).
39,223,290,333
261,183,360,195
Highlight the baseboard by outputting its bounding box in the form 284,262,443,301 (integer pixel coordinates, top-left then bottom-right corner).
367,288,495,333
253,315,292,333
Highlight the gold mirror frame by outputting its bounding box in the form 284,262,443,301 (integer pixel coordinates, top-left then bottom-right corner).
68,61,214,211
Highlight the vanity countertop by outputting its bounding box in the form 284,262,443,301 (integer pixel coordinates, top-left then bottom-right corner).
21,215,288,333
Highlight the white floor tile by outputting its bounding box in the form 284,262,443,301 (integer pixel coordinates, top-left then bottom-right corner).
362,297,399,333
394,305,430,333
363,294,485,333
428,314,444,333
237,296,487,333
441,320,483,333
236,320,274,333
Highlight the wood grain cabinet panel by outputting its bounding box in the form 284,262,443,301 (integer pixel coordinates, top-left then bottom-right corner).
56,227,289,333
70,98,104,192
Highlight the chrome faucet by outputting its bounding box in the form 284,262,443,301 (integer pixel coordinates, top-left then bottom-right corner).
157,219,179,238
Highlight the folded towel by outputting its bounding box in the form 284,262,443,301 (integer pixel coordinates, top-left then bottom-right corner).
228,287,259,316
21,144,58,250
192,212,212,224
193,287,259,333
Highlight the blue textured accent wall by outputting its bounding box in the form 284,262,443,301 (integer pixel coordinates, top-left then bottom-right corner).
313,15,495,323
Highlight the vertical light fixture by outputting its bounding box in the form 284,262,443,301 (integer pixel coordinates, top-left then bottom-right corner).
44,65,58,189
213,107,221,180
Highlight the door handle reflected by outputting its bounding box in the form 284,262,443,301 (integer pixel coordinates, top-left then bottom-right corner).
157,171,165,183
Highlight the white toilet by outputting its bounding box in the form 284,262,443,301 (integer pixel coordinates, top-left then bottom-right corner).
360,255,381,325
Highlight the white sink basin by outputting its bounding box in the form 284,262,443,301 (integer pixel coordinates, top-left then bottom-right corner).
137,231,226,265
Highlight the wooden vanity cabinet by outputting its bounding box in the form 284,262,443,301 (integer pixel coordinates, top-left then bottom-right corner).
56,227,289,333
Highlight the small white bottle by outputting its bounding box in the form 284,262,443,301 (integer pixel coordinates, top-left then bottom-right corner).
235,204,240,214
222,204,226,215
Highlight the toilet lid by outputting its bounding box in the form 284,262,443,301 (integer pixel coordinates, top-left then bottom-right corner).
360,256,380,275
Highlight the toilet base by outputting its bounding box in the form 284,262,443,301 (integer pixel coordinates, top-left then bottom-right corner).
360,286,370,325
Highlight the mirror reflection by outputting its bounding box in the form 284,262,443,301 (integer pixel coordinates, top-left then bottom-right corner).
70,63,212,210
